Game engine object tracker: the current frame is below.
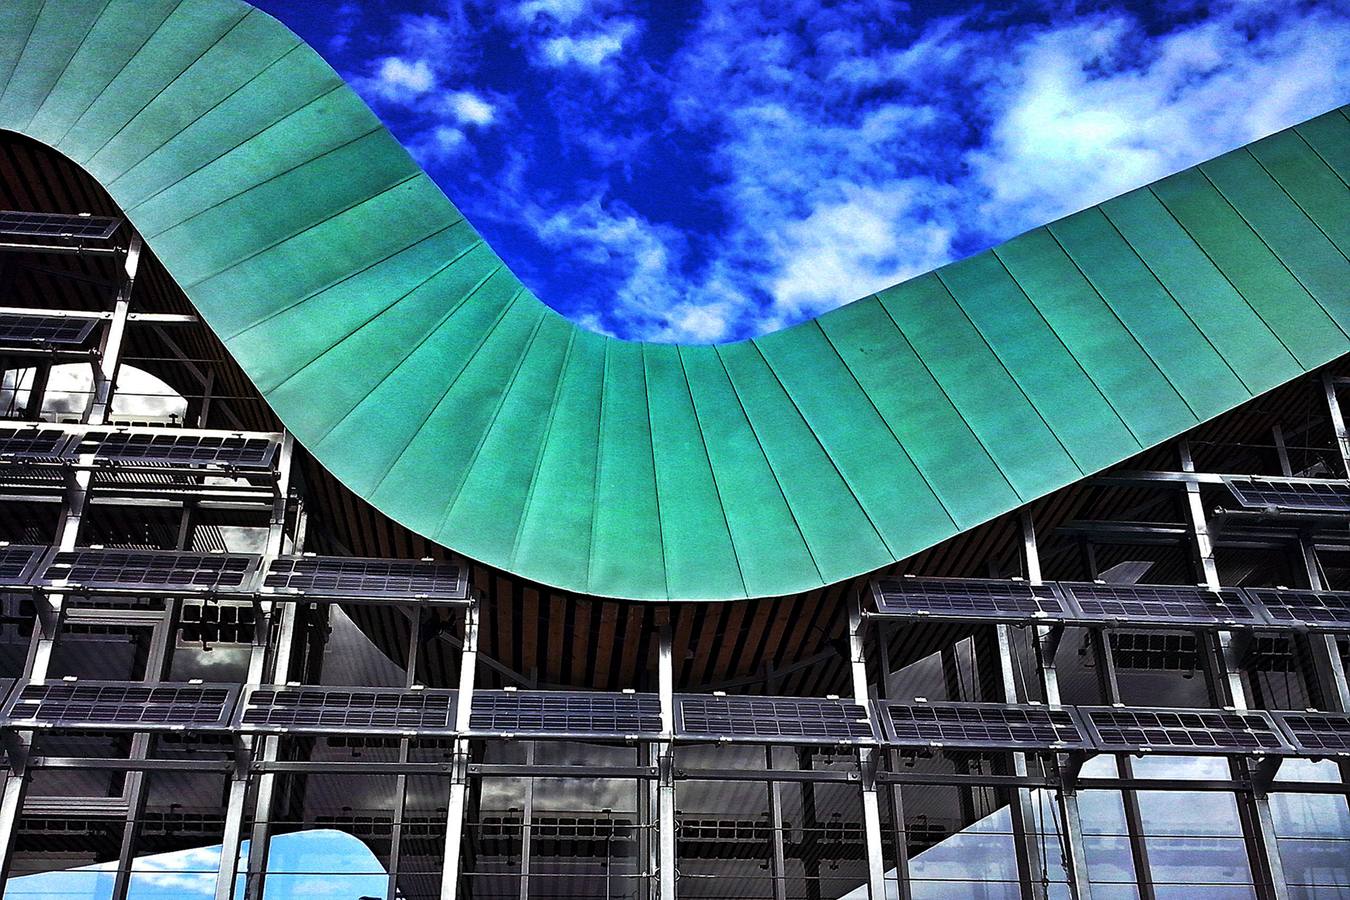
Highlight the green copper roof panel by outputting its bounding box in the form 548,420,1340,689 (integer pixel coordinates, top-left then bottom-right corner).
1,0,1347,601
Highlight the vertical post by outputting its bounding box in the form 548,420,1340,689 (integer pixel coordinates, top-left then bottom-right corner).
225,434,297,900
766,744,789,900
440,595,479,899
0,232,141,888
875,621,912,900
1297,538,1350,712
1023,511,1093,900
995,623,1048,900
387,609,424,900
1180,440,1289,900
655,614,676,900
85,234,140,425
848,594,889,900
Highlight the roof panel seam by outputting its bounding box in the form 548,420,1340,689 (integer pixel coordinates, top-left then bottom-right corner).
307,262,509,450
930,269,1088,476
712,344,826,586
748,339,898,559
870,294,1027,503
1192,163,1350,342
67,3,253,166
675,345,749,599
11,0,113,133
41,3,180,149
506,328,578,570
639,344,672,600
365,284,526,498
180,170,423,289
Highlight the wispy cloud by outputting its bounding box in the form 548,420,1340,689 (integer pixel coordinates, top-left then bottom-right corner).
270,0,1350,343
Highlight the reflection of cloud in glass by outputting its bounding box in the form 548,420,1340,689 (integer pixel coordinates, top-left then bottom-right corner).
3,829,386,899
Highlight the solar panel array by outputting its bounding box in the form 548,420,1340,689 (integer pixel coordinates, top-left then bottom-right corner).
85,431,278,470
1079,706,1289,754
38,549,260,593
1244,588,1350,631
469,690,662,738
2,680,236,731
0,210,121,242
675,695,875,744
1060,582,1260,627
237,686,458,735
1271,711,1350,755
871,577,1071,622
263,555,468,603
0,313,98,347
1225,477,1350,514
0,425,70,461
880,702,1090,750
0,544,46,587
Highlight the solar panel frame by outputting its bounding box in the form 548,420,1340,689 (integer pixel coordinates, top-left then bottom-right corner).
0,425,74,463
1223,476,1350,514
1271,710,1350,756
82,429,280,471
0,313,99,347
261,555,469,604
674,694,876,745
36,548,262,595
1059,581,1262,628
878,701,1091,751
1243,587,1350,632
1,679,239,732
0,210,122,242
870,576,1077,624
1078,705,1290,755
0,543,47,588
469,690,663,739
236,685,460,736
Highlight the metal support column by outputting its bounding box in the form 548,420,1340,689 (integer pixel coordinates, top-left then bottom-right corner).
656,615,677,900
439,596,479,899
995,623,1048,900
1179,440,1289,900
766,744,789,900
848,595,889,900
1023,510,1093,900
874,621,912,900
387,609,425,900
0,231,140,888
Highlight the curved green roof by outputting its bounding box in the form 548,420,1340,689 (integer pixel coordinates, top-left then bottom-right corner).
1,0,1348,601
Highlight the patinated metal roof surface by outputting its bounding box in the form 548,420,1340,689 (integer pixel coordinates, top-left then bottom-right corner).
1,0,1347,600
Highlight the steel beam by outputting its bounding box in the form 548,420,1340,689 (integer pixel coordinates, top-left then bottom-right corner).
849,595,889,900
439,598,479,899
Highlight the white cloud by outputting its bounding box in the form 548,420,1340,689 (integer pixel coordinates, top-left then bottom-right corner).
444,90,496,126
540,19,638,68
516,0,592,25
369,56,435,102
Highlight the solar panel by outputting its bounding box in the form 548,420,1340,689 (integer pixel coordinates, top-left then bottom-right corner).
236,685,459,736
879,702,1090,751
1271,710,1350,756
870,576,1072,623
83,430,278,470
0,210,121,242
0,313,98,347
1078,706,1289,755
37,548,260,594
2,680,237,732
0,425,71,462
1060,582,1260,627
262,555,468,603
1224,476,1350,514
0,544,46,588
469,690,662,739
675,695,875,745
1243,587,1350,631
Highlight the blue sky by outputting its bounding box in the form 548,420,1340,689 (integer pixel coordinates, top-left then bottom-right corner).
252,0,1350,343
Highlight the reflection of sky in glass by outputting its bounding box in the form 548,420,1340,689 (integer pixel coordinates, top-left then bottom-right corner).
3,829,386,899
8,754,1350,900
